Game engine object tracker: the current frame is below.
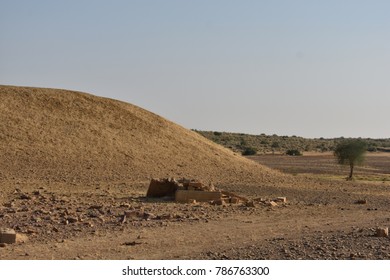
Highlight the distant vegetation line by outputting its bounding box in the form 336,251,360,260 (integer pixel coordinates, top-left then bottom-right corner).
194,130,390,155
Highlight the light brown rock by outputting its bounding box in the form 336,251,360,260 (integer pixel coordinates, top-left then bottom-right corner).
266,201,278,207
273,197,287,203
376,227,389,237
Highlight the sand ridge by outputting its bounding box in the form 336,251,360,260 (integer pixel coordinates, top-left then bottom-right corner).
0,85,287,190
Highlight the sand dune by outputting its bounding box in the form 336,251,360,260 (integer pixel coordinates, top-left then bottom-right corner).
0,85,284,189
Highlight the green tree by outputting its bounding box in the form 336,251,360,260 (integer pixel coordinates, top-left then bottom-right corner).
242,147,257,156
286,149,302,156
271,141,280,149
334,139,367,180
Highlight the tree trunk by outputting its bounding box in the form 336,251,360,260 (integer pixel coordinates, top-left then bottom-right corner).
348,162,354,180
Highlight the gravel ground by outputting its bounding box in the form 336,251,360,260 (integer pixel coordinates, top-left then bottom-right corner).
199,228,390,260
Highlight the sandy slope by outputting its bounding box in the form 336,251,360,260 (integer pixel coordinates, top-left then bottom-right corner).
0,85,286,189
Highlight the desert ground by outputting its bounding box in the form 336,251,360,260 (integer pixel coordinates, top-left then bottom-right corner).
1,85,389,259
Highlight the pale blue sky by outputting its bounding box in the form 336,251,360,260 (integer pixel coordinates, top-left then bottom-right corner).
1,0,389,138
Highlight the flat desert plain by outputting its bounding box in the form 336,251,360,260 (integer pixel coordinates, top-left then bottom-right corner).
1,86,389,259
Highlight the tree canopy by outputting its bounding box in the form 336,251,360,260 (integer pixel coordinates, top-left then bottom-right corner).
334,139,367,180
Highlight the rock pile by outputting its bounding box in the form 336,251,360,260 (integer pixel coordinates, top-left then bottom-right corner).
146,178,247,204
146,178,216,198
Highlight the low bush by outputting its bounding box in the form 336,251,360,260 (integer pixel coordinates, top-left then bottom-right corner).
286,149,302,156
242,147,257,156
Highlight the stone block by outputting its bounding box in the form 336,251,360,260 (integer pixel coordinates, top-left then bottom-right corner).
146,178,178,197
0,228,16,244
175,190,222,203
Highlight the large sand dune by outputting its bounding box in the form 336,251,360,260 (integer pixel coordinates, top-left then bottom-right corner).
0,85,284,188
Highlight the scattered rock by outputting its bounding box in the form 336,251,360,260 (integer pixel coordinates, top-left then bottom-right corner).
245,201,256,208
123,241,142,246
20,194,31,200
66,217,78,224
355,199,367,204
266,201,278,207
273,197,287,203
119,215,126,224
32,190,41,196
124,210,142,220
376,227,389,237
3,202,14,208
211,199,226,206
26,229,37,235
156,214,172,220
31,216,42,223
143,212,156,220
89,205,103,210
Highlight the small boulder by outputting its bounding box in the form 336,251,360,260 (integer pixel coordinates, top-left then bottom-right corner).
355,199,367,204
376,227,389,237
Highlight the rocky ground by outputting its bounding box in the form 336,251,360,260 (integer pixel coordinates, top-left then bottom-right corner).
1,179,390,260
200,228,390,260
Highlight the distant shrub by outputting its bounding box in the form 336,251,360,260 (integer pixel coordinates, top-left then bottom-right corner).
271,142,280,149
213,131,222,136
286,149,302,156
242,147,257,156
367,143,377,152
367,146,377,152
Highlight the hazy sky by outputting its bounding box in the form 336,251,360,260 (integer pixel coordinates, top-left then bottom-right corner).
1,0,389,138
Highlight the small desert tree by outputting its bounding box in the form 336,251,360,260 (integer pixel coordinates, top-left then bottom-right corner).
334,139,367,180
242,147,257,156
